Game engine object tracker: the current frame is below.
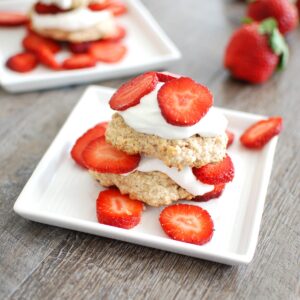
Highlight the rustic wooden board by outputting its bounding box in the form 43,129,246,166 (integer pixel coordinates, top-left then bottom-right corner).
0,0,299,299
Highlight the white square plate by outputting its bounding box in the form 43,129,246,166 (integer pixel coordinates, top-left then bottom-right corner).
14,86,278,265
0,0,180,93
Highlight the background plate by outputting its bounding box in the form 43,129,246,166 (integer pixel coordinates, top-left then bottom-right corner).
0,0,180,92
14,86,278,265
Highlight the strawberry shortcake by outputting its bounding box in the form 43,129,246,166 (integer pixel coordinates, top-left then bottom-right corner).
74,72,235,206
29,0,125,42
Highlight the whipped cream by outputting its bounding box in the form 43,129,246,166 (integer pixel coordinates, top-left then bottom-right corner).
31,8,116,33
124,157,214,196
39,0,74,9
119,82,228,140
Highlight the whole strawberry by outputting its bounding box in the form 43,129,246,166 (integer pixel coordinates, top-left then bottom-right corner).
247,0,298,35
224,18,288,84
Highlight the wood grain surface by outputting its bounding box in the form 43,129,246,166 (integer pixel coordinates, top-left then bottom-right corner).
1,0,299,299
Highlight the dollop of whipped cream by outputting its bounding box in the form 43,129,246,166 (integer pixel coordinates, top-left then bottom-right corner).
31,8,116,33
119,82,228,140
124,157,214,196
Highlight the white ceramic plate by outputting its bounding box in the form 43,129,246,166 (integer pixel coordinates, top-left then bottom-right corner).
14,86,278,265
0,0,180,92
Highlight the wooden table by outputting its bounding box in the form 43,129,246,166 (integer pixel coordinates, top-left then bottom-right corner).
1,1,299,299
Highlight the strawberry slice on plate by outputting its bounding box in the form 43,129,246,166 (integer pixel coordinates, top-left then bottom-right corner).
240,117,283,149
63,54,96,70
23,32,61,54
89,41,127,63
0,12,29,27
192,184,226,202
193,154,234,185
71,122,108,168
6,52,38,73
109,72,159,111
157,77,213,126
36,46,61,70
102,26,126,42
159,204,214,245
107,1,127,16
97,189,144,229
82,137,141,173
226,130,235,148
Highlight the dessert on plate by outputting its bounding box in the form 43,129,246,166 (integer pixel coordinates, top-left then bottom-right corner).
77,71,235,207
29,0,123,43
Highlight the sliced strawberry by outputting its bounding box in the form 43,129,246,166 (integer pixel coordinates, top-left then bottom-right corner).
156,71,180,82
102,26,126,42
82,137,140,173
193,154,234,185
23,32,61,54
240,117,283,149
71,122,108,168
36,46,61,70
107,1,127,16
159,204,214,245
0,12,29,27
68,41,92,54
34,2,68,14
89,41,127,63
63,54,96,70
96,189,144,229
157,77,213,126
88,1,110,11
109,72,158,111
192,184,226,202
226,130,235,148
6,52,38,73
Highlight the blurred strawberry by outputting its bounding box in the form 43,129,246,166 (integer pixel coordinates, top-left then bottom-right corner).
224,18,289,84
246,0,298,35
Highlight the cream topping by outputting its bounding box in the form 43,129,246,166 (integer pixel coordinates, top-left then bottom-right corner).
119,82,228,140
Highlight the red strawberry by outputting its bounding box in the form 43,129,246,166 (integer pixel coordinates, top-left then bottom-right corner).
6,52,38,73
159,204,214,245
156,71,180,82
23,32,61,54
88,1,110,11
63,54,96,70
224,19,289,84
34,2,68,14
36,46,61,70
82,137,140,173
68,41,92,53
102,26,126,42
96,189,144,229
157,77,213,126
71,122,108,168
89,41,127,63
0,12,29,27
247,0,298,35
109,72,158,111
193,154,234,185
107,1,127,16
240,116,283,149
226,130,235,148
192,184,226,202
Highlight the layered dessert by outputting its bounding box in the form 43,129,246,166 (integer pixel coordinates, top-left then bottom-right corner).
29,0,123,43
79,72,234,207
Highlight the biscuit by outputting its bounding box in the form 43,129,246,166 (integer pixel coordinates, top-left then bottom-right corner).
105,114,228,170
91,170,194,207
